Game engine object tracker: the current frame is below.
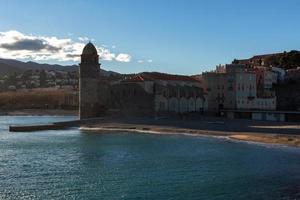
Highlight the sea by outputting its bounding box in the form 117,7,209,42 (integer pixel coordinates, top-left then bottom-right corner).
0,116,299,200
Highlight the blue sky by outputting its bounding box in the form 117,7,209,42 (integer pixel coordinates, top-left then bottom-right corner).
0,0,299,75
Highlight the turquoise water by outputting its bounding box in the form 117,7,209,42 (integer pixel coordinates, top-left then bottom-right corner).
0,116,300,199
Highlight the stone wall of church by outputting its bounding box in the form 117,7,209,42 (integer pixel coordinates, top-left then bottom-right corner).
79,43,101,119
154,83,205,114
108,83,155,117
79,76,102,119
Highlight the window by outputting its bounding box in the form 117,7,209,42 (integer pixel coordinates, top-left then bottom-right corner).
160,102,165,110
181,91,186,97
163,91,167,97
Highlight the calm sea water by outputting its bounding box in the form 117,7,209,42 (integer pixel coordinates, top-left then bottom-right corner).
0,116,300,200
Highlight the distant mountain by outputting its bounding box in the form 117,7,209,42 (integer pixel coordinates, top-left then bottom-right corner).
0,58,120,77
0,61,21,76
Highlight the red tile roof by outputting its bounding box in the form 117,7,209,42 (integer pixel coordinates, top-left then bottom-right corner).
124,75,145,82
123,72,199,82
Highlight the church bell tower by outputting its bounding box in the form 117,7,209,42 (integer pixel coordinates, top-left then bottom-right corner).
79,42,101,119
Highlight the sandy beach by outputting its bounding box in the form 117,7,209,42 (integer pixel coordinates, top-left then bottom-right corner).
80,117,300,147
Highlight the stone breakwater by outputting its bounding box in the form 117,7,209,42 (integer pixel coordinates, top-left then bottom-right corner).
9,117,104,132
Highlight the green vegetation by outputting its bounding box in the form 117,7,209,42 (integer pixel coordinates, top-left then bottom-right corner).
265,50,300,69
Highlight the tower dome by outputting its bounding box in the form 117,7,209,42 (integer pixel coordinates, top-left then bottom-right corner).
82,42,98,55
80,42,99,64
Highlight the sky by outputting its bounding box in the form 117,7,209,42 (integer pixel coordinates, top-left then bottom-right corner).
0,0,299,75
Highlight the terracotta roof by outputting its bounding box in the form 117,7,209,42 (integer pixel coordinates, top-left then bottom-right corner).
123,72,198,82
124,75,145,82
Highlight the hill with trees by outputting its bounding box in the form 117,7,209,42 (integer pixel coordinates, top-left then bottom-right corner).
264,50,300,69
233,50,300,69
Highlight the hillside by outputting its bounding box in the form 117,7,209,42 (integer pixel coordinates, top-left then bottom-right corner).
263,50,300,69
233,50,300,69
0,62,22,76
0,58,120,77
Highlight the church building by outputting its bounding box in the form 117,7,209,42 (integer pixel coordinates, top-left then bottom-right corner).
79,42,206,119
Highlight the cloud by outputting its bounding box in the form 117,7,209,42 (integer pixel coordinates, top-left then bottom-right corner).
137,59,153,63
0,30,132,63
0,38,61,52
98,48,115,61
115,53,131,62
78,36,89,42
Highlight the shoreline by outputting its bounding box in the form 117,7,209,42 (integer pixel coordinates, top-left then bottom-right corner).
0,109,77,116
80,122,300,148
2,111,300,148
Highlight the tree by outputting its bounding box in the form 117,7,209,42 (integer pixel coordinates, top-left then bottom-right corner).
40,70,47,87
5,72,17,88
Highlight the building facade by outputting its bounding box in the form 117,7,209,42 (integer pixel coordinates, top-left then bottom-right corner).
203,64,276,113
109,73,205,116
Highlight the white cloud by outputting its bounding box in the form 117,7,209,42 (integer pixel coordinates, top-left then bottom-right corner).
116,53,131,62
98,48,115,61
137,59,153,63
0,30,132,63
78,36,89,42
112,45,116,49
